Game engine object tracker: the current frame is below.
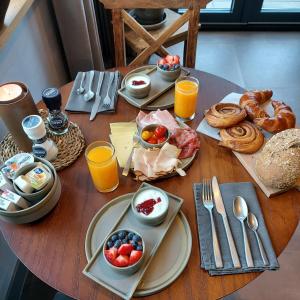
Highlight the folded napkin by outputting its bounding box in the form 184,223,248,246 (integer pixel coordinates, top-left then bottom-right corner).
193,182,279,275
65,71,122,113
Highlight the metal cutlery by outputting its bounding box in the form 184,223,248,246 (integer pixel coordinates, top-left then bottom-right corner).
103,72,115,108
76,72,86,95
122,135,139,177
202,179,223,268
90,72,105,121
247,212,269,266
233,196,254,268
212,176,241,268
83,71,95,101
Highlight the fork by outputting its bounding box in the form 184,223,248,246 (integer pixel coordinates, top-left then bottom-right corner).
103,72,115,108
202,178,223,268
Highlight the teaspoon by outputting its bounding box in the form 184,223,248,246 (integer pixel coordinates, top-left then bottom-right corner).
247,212,269,266
233,196,254,267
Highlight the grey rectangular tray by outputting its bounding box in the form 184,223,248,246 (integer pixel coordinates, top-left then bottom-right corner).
83,182,183,300
118,66,189,109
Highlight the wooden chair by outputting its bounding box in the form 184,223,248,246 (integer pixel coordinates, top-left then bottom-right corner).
99,0,212,68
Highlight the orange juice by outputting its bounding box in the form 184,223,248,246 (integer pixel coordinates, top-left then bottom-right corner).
174,77,199,121
85,142,119,192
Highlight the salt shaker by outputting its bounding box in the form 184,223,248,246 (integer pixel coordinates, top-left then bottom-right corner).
22,115,58,161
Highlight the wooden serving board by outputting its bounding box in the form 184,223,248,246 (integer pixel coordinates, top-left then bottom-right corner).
196,92,295,198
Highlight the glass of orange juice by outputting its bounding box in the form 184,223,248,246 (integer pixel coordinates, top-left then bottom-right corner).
85,141,119,193
174,76,199,122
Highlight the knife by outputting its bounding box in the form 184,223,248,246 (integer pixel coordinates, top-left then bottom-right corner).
90,72,105,121
212,176,241,268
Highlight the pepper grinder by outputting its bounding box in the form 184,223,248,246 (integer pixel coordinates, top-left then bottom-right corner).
0,82,39,152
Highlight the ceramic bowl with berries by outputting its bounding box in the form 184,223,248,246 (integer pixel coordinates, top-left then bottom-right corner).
131,187,169,226
157,55,181,82
139,124,170,149
125,73,151,99
103,229,145,274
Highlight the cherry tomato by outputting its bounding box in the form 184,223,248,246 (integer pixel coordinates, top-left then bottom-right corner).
147,136,158,144
157,136,166,144
154,126,167,138
141,130,152,141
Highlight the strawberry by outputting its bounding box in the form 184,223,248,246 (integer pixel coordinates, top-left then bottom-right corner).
158,58,166,65
113,255,129,267
118,243,133,255
129,250,143,265
173,55,180,64
165,55,174,64
104,247,118,263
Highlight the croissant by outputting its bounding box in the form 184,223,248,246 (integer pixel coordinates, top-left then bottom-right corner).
239,90,273,120
205,103,247,128
219,121,264,154
254,100,296,133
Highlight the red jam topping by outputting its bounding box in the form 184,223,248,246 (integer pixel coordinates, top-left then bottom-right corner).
136,197,161,216
132,80,146,86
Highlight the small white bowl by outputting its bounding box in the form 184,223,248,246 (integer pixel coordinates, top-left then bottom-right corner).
125,74,151,98
131,187,169,226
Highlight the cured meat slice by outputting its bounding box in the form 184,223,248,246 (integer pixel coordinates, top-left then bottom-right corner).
170,128,200,159
136,110,181,132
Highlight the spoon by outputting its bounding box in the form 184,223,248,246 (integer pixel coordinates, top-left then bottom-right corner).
247,212,269,266
233,196,254,267
83,71,95,101
76,72,86,95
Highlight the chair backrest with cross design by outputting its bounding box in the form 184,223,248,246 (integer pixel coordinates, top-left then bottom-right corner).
99,0,211,68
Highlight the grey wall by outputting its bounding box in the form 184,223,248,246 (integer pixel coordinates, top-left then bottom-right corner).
0,0,68,102
0,0,68,138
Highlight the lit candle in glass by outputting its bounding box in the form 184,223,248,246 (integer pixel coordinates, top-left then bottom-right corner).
0,83,23,102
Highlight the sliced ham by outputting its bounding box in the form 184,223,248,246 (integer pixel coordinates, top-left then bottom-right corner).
132,143,183,181
136,110,181,132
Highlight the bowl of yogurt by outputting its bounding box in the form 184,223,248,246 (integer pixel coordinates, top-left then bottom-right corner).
125,74,151,99
131,187,169,226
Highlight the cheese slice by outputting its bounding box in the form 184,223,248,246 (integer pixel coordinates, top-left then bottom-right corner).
109,122,138,168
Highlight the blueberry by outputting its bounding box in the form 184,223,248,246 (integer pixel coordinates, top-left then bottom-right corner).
132,234,141,242
136,245,143,251
107,240,114,248
163,64,169,70
130,240,138,249
118,231,127,239
122,238,128,244
111,234,118,242
128,232,134,240
158,64,163,69
174,64,180,69
114,240,122,248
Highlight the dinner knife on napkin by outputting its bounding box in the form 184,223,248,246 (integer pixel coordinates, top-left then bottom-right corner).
212,176,241,268
90,72,105,121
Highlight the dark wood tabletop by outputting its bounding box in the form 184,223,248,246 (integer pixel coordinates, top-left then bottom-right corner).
0,68,299,300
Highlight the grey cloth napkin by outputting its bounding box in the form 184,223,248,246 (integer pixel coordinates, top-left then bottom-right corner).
65,70,122,113
193,182,279,275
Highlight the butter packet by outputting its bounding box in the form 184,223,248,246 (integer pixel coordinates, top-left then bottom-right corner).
0,189,29,209
25,164,51,191
0,197,18,212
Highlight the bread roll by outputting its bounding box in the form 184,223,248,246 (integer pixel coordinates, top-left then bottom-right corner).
255,128,300,189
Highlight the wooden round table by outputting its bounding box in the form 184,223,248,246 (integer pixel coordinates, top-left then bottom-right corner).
0,68,299,300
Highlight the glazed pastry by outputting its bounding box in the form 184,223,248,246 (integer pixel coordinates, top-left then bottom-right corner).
205,103,247,128
255,128,300,189
219,121,264,154
239,90,273,120
254,100,296,133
